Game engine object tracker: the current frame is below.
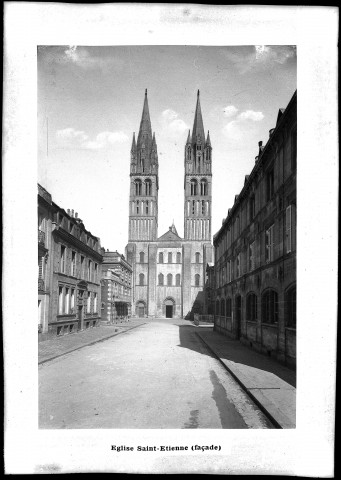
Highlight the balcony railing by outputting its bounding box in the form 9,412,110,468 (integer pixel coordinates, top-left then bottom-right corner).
38,278,45,291
38,229,46,246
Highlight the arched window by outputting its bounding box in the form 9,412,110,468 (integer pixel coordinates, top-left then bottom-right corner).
158,273,164,285
286,286,296,328
135,179,142,196
215,299,220,316
190,179,198,196
200,179,208,196
176,252,181,263
246,293,257,321
139,251,144,263
139,273,145,286
220,299,225,316
195,274,200,286
195,252,200,263
136,200,139,214
159,252,164,264
192,200,195,214
168,252,172,263
261,289,278,324
167,273,173,286
145,179,152,196
201,200,205,215
146,201,149,215
176,274,181,286
226,298,232,317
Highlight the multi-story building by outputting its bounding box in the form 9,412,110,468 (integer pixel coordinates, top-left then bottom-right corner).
38,184,54,335
101,250,132,322
125,89,213,319
38,184,103,340
213,91,296,368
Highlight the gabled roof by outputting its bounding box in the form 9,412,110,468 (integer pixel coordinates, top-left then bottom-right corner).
157,227,182,242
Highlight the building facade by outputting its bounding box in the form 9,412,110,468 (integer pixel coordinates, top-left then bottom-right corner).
213,91,296,367
100,250,132,323
126,90,213,319
38,184,103,340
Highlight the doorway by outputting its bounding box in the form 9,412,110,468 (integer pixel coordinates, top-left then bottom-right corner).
164,297,175,319
137,301,145,318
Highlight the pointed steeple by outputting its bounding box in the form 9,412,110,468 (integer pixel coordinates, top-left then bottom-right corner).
205,130,211,147
137,89,152,147
131,132,136,152
192,89,205,144
169,221,178,236
186,130,192,145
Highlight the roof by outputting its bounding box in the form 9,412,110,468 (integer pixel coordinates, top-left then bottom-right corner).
157,226,182,242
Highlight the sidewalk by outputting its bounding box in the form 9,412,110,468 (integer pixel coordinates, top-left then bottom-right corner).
38,319,146,365
195,328,296,429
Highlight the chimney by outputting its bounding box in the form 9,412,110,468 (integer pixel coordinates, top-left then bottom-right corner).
75,212,78,218
67,209,70,215
71,209,74,217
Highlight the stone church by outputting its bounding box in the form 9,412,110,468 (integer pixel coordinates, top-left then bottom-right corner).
126,90,213,318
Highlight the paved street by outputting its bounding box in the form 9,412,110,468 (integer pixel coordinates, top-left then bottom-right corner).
39,319,274,429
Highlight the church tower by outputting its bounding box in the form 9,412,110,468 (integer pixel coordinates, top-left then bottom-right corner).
129,89,159,242
184,90,212,241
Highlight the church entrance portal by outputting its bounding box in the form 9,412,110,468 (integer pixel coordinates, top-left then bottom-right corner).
164,298,175,319
136,301,146,318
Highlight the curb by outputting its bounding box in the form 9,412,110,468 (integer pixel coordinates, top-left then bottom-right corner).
195,332,282,429
38,323,147,365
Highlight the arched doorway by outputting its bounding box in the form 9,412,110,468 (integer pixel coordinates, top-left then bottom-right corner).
164,297,175,318
136,300,146,318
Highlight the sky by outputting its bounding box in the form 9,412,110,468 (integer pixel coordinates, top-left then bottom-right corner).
38,45,297,254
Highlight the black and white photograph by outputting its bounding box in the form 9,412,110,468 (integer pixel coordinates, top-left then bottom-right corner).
4,3,337,475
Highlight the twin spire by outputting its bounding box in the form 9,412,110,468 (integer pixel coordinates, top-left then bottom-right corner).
132,88,210,155
131,89,156,163
186,90,211,147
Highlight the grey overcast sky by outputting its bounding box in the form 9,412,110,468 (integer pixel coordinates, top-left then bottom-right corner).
38,45,296,253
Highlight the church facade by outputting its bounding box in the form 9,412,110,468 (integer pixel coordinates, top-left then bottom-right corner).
126,90,213,319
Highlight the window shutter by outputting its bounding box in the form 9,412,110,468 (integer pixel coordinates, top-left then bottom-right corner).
286,205,292,253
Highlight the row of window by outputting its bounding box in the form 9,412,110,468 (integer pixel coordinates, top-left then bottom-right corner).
216,190,295,261
134,179,152,196
133,200,152,215
187,200,210,216
137,273,201,287
216,206,294,283
216,287,296,327
57,213,98,250
58,286,98,315
60,245,98,282
141,251,201,264
189,178,208,196
106,281,129,298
